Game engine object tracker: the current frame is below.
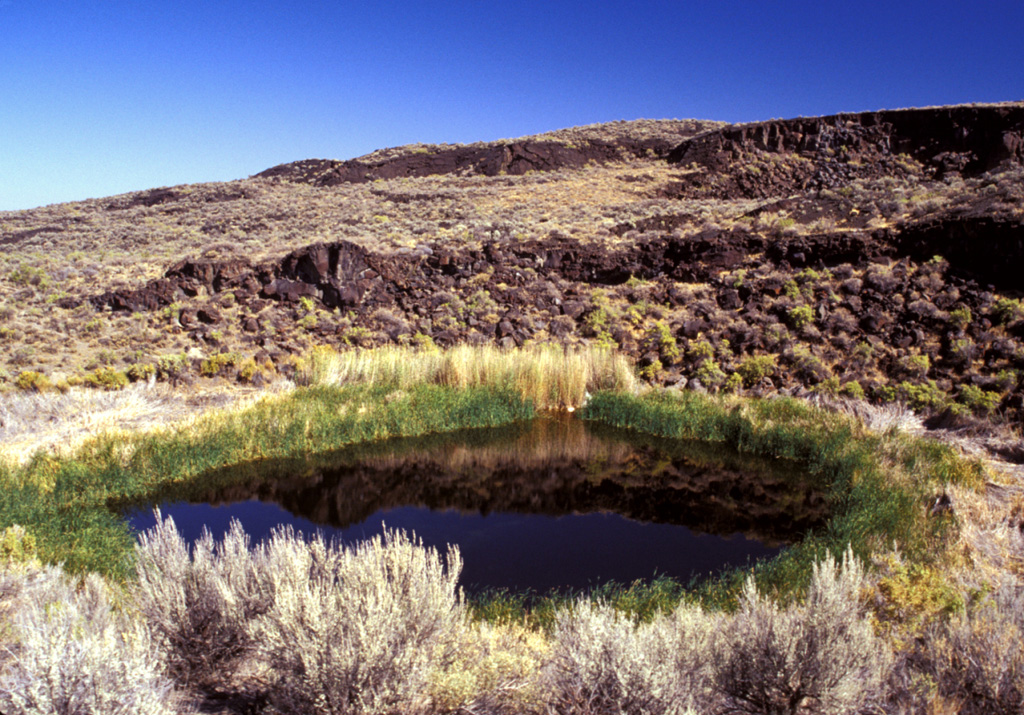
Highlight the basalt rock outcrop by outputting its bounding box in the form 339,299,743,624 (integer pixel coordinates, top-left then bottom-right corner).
91,203,1024,318
668,103,1024,198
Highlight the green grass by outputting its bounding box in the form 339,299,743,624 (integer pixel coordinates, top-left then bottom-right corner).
0,383,534,576
470,575,691,630
0,346,986,626
580,390,982,608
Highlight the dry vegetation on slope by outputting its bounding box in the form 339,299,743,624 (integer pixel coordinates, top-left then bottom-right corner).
1,106,1023,439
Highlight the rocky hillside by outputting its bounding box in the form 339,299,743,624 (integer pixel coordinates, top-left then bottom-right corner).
2,105,1023,425
257,119,724,185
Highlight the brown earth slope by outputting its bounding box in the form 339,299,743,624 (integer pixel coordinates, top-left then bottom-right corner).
1,105,1023,425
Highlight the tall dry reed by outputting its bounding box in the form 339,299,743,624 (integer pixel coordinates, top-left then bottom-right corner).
298,344,638,410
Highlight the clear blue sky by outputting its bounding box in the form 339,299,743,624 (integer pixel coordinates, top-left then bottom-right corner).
2,1,1022,211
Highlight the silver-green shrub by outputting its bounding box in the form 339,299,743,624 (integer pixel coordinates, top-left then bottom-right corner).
928,580,1024,714
543,600,708,715
0,567,189,715
429,621,549,715
250,526,465,715
134,511,265,685
714,549,891,715
659,602,723,712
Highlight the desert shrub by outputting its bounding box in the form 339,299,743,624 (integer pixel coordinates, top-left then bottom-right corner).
685,339,715,364
13,371,50,393
694,359,727,389
200,351,240,377
784,345,832,384
583,308,617,348
412,332,438,351
251,527,465,715
958,383,1002,415
946,337,975,368
810,375,841,396
992,297,1023,325
134,512,264,686
723,372,743,393
949,305,973,330
7,265,49,288
839,380,865,400
714,549,891,715
927,581,1024,714
157,352,189,380
0,525,37,566
993,368,1020,391
0,566,188,715
787,305,815,330
84,366,130,390
639,357,663,381
430,621,548,715
851,340,874,363
897,380,949,412
128,362,157,382
642,322,681,365
542,601,683,715
660,603,723,712
736,354,777,387
872,555,964,648
236,356,260,383
897,354,931,380
795,267,822,283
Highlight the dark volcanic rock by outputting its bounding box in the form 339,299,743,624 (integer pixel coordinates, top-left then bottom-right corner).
668,104,1024,198
894,213,1024,292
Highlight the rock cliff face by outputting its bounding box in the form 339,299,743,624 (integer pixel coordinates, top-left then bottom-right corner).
667,104,1024,198
91,206,1024,319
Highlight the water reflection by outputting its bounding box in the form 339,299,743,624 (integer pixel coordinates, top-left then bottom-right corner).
122,417,828,593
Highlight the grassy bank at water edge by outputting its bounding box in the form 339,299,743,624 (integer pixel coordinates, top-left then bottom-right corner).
0,345,986,618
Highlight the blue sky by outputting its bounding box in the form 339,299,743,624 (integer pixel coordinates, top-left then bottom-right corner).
2,1,1022,211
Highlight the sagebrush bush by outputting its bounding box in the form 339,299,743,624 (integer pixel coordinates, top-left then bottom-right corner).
0,565,188,715
659,603,724,712
927,581,1024,714
543,600,692,715
430,621,548,715
251,527,465,715
134,511,265,685
714,549,891,715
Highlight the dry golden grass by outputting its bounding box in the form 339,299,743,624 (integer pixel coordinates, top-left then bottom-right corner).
298,343,638,411
948,477,1024,583
0,378,294,465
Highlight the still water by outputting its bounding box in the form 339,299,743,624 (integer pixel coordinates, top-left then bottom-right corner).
123,418,827,594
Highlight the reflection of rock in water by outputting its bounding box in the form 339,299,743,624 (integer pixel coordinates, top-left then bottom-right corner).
127,418,828,545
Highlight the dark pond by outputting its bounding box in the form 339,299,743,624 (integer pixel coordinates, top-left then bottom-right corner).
121,418,828,594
